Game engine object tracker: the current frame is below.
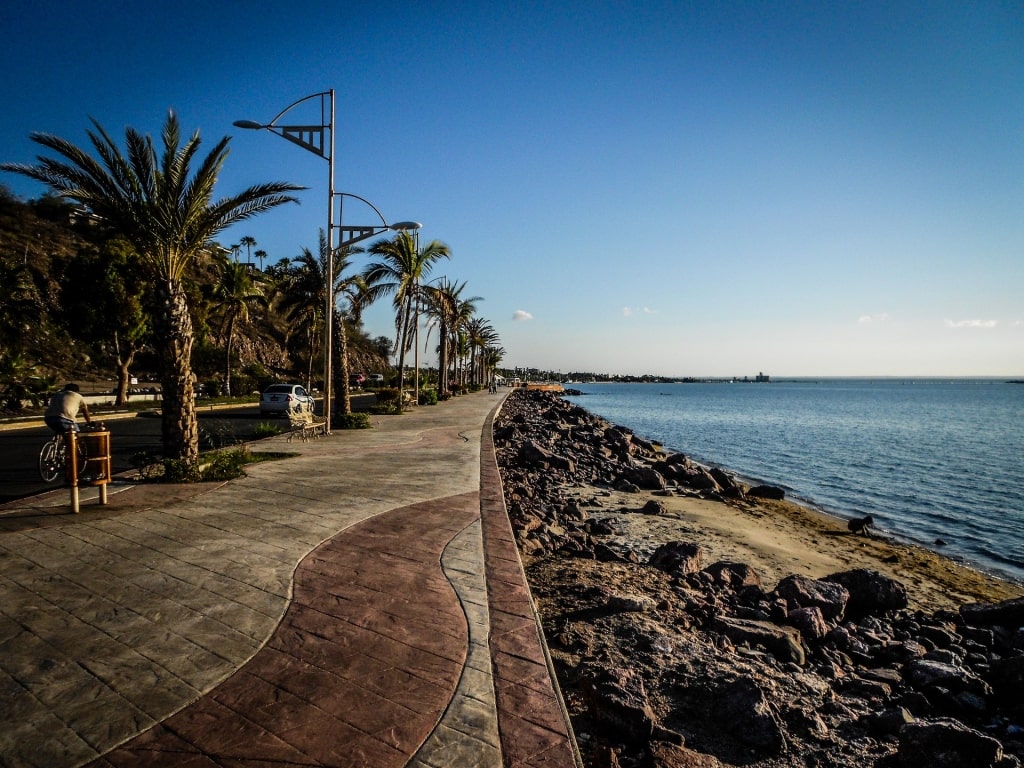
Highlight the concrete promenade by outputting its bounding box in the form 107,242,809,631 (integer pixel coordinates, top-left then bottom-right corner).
0,391,579,767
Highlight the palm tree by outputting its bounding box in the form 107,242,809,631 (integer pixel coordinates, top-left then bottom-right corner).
276,248,325,391
363,231,451,412
466,317,499,387
254,249,268,271
212,259,267,396
2,111,301,462
452,297,480,388
453,330,471,390
482,344,506,388
239,235,257,266
276,231,367,416
419,278,479,397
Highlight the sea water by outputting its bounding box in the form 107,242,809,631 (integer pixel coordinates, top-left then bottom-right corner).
564,379,1024,584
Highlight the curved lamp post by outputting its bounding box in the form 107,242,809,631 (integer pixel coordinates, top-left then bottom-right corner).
234,91,416,431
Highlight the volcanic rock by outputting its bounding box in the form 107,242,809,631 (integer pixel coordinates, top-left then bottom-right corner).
775,574,850,621
748,485,786,500
711,616,805,665
823,568,908,620
649,542,704,575
896,718,1004,768
961,596,1024,628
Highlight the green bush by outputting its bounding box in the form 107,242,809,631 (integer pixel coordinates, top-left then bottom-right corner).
418,388,438,406
230,374,256,397
163,458,201,483
376,387,401,405
254,421,283,438
201,448,250,481
335,412,371,429
370,387,398,413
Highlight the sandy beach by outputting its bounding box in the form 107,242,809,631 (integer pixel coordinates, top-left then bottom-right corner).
562,481,1024,615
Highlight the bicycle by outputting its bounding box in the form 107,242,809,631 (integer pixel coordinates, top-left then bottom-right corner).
38,431,88,483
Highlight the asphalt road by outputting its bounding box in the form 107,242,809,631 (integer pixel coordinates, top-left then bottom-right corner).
0,395,375,504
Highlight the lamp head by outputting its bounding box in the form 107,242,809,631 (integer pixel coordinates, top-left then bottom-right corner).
390,221,422,232
232,120,265,130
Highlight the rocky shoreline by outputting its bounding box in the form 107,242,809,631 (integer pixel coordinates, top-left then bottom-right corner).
493,389,1024,768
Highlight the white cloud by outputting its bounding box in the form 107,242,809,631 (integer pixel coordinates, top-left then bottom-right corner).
945,319,998,329
512,309,533,321
622,306,655,317
858,312,889,324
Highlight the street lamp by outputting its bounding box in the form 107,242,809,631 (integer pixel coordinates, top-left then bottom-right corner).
235,91,336,429
414,230,424,405
234,91,414,432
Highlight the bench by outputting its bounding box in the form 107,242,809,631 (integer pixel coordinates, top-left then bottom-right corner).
287,410,328,442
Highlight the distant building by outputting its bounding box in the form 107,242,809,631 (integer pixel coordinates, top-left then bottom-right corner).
755,372,770,382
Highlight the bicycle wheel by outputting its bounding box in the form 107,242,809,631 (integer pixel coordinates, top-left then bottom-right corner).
74,437,92,481
39,438,63,483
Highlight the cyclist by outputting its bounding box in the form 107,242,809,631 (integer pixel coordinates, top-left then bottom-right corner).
44,383,92,435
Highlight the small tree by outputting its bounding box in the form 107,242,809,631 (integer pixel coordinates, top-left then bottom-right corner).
63,237,150,406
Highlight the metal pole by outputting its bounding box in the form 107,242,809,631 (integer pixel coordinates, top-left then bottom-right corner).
413,230,420,405
324,89,335,433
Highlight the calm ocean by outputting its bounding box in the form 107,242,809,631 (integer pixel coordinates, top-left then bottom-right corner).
563,379,1024,585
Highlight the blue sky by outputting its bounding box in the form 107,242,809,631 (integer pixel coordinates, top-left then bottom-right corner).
2,1,1021,376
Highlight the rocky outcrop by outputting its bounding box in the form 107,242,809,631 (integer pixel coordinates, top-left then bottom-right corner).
961,596,1024,628
897,718,1005,768
824,568,909,620
748,484,786,500
494,389,1024,768
776,573,849,621
649,542,704,575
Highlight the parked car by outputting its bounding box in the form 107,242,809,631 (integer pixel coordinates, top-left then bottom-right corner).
349,373,366,387
259,383,315,417
367,374,385,385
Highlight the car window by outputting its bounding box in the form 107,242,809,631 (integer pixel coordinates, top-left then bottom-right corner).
296,387,308,397
265,385,290,394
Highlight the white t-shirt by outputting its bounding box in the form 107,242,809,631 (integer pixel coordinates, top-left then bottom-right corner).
46,390,86,420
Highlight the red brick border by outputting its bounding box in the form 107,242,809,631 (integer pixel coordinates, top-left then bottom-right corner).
479,401,580,767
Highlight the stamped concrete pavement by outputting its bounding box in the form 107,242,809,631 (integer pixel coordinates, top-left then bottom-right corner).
0,391,579,767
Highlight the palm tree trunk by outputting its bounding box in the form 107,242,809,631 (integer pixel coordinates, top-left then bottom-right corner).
154,280,200,463
306,324,316,393
112,331,136,407
395,297,412,413
438,323,449,395
333,313,352,417
224,314,236,397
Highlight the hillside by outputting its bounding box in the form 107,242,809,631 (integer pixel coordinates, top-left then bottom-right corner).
0,187,389,406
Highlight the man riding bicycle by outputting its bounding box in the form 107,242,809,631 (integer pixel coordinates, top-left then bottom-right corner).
44,383,92,434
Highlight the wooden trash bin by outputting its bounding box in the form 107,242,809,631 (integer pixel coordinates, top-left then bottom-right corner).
67,428,112,513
